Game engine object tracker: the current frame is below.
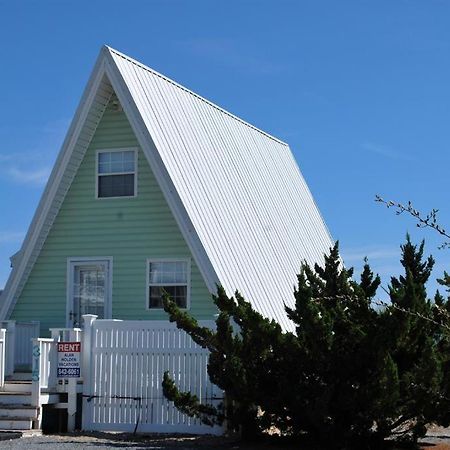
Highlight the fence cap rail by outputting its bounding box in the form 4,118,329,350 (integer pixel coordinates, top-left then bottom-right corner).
49,328,82,332
92,319,215,330
32,338,55,343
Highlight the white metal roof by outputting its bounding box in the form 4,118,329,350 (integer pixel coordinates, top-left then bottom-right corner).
107,48,333,328
0,46,333,330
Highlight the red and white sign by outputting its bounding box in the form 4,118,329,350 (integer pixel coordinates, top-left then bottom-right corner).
57,341,81,378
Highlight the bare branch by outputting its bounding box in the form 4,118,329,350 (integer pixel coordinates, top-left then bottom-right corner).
373,297,450,331
311,292,450,331
375,195,450,249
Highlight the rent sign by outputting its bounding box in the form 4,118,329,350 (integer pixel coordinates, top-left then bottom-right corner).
57,342,81,378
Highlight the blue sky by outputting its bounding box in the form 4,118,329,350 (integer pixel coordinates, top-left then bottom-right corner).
0,0,448,297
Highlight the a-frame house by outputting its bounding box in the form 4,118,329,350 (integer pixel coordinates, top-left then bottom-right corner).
0,46,333,334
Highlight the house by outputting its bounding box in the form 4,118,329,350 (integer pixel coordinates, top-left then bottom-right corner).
0,46,333,334
0,46,334,434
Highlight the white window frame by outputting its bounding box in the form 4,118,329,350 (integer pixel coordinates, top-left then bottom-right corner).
95,147,138,199
146,258,191,310
66,256,113,327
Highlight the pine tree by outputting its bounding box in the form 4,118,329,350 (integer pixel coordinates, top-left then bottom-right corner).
162,286,292,438
379,237,441,441
162,239,450,447
284,242,401,447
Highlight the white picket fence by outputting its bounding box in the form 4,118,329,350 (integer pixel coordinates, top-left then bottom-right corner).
82,316,223,434
1,316,223,435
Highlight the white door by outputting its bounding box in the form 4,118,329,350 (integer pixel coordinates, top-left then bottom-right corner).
67,259,111,327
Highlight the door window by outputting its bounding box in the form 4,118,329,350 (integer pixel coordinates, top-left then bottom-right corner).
69,261,109,327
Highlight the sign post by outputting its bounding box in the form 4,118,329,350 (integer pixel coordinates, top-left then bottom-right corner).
57,341,81,431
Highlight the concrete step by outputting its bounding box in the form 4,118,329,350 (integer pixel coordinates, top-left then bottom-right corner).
0,392,32,405
2,381,32,393
0,405,38,419
0,417,33,430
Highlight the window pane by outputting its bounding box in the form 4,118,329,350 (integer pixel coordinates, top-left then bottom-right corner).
149,262,162,283
110,152,123,163
149,286,164,308
123,161,135,172
123,151,135,162
98,174,134,197
98,175,113,197
149,261,187,284
110,161,123,173
98,151,135,174
98,162,110,174
149,285,187,309
98,152,110,164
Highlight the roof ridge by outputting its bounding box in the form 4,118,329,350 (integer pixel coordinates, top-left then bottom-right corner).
105,46,289,146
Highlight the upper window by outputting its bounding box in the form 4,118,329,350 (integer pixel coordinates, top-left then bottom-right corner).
97,149,136,198
147,260,189,309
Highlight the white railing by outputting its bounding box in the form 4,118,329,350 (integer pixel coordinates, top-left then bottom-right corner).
1,321,15,376
31,328,82,431
0,329,6,387
31,327,82,406
31,338,55,407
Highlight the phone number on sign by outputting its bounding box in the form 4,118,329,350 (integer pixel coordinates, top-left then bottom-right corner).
57,368,80,377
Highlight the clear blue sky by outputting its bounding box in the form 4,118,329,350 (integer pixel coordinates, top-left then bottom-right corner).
0,0,448,296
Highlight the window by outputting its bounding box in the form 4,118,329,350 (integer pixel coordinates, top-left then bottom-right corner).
147,260,189,309
97,149,136,198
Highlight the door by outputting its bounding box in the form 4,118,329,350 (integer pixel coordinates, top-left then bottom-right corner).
67,259,111,327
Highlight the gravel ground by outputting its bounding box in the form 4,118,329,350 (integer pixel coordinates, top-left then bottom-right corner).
0,432,240,450
419,426,450,449
0,429,450,449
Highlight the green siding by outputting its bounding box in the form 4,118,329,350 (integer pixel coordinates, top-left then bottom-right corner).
11,96,216,333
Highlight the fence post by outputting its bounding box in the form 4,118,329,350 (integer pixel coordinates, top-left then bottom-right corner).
81,314,97,431
3,321,16,376
0,329,5,388
49,329,61,391
68,328,82,432
31,338,41,408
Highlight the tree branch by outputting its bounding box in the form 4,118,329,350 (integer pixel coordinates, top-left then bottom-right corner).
375,195,450,249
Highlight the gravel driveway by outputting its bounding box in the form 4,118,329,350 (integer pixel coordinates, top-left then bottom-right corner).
1,430,450,449
0,432,238,450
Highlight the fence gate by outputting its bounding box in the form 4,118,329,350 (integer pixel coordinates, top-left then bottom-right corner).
82,318,223,434
1,321,40,374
